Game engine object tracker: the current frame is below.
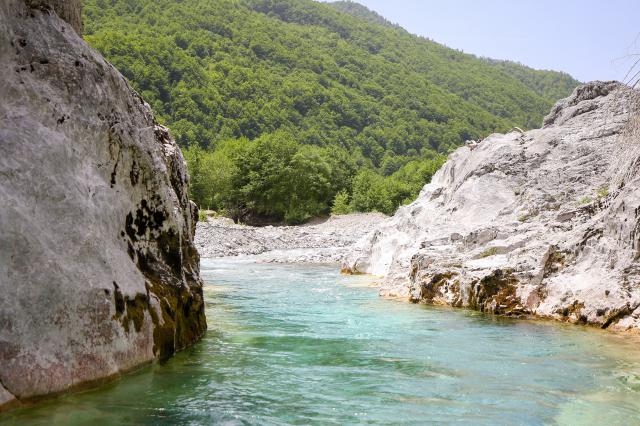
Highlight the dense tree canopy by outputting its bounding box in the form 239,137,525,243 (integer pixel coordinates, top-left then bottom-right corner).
83,0,579,223
328,1,398,28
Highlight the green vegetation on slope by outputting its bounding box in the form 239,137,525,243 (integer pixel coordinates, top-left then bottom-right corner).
327,1,398,28
83,0,579,223
184,132,445,222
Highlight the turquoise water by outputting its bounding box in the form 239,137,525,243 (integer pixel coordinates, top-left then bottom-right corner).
3,258,640,425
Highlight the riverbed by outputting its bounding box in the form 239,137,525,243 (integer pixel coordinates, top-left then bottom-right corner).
3,258,640,424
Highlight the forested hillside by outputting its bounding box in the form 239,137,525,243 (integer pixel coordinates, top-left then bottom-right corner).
327,1,398,28
83,0,579,223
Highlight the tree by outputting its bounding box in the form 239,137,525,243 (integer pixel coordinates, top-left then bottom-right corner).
350,169,392,214
331,190,352,215
84,0,578,222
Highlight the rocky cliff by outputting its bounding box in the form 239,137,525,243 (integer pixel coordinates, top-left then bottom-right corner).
0,0,206,411
344,81,640,331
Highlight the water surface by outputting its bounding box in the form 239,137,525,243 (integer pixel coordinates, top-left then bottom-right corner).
3,258,640,425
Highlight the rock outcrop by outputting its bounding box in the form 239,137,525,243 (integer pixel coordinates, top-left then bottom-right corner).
0,0,206,411
344,81,640,331
25,0,82,35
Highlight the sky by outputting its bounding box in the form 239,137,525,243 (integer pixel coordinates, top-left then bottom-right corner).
321,0,640,83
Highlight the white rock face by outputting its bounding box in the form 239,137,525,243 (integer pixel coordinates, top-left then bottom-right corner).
0,0,205,410
345,81,640,331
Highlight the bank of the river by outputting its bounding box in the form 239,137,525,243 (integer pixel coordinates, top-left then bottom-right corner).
3,259,640,425
195,213,387,263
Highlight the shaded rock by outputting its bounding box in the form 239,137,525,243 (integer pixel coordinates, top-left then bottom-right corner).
344,81,640,331
0,0,205,410
24,0,82,35
0,385,16,411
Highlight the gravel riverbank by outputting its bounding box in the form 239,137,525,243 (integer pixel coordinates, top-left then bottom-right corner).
195,213,387,263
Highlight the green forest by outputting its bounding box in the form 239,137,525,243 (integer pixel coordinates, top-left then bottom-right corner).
83,0,579,223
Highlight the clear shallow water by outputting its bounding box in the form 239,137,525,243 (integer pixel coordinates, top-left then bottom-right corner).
4,259,640,425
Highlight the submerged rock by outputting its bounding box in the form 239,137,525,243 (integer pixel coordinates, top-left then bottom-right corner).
0,0,205,410
344,81,640,331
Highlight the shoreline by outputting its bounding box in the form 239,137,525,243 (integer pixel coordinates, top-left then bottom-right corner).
382,291,640,337
195,213,387,263
200,247,640,337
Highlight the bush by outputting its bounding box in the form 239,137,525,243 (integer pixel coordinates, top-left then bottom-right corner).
479,247,499,258
596,185,609,199
579,196,592,205
331,190,352,215
350,169,393,214
349,155,446,215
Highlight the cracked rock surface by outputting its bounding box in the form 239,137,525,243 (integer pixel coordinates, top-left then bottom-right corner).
344,81,640,331
0,0,205,410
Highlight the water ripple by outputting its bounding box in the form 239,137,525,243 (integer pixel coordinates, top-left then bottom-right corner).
4,260,640,425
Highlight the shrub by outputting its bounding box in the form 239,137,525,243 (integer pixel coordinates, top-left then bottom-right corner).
579,196,592,205
596,185,609,199
479,247,499,258
331,190,352,215
350,169,393,214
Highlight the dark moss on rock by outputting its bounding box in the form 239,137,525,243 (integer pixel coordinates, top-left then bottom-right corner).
601,303,640,329
412,272,458,304
543,246,568,278
468,269,522,315
112,282,125,316
121,190,206,359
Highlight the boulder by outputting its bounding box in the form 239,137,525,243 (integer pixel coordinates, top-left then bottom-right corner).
0,0,206,410
344,81,640,330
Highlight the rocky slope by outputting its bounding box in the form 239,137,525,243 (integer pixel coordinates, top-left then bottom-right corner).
0,0,205,411
344,81,640,331
196,213,386,263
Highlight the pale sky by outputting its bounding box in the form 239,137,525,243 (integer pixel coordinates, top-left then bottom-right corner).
321,0,640,83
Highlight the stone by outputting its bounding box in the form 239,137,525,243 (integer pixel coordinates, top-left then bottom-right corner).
0,0,205,410
344,81,640,331
24,0,82,35
0,385,16,411
195,213,387,263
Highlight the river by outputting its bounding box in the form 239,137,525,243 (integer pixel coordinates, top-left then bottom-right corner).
3,258,640,425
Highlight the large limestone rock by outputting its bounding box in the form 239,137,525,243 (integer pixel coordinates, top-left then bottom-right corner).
0,0,206,410
25,0,82,35
344,81,640,331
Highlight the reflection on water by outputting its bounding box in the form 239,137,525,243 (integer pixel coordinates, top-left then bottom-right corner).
3,258,640,425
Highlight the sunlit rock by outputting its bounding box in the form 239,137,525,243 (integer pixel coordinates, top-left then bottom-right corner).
345,81,640,330
0,0,205,410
